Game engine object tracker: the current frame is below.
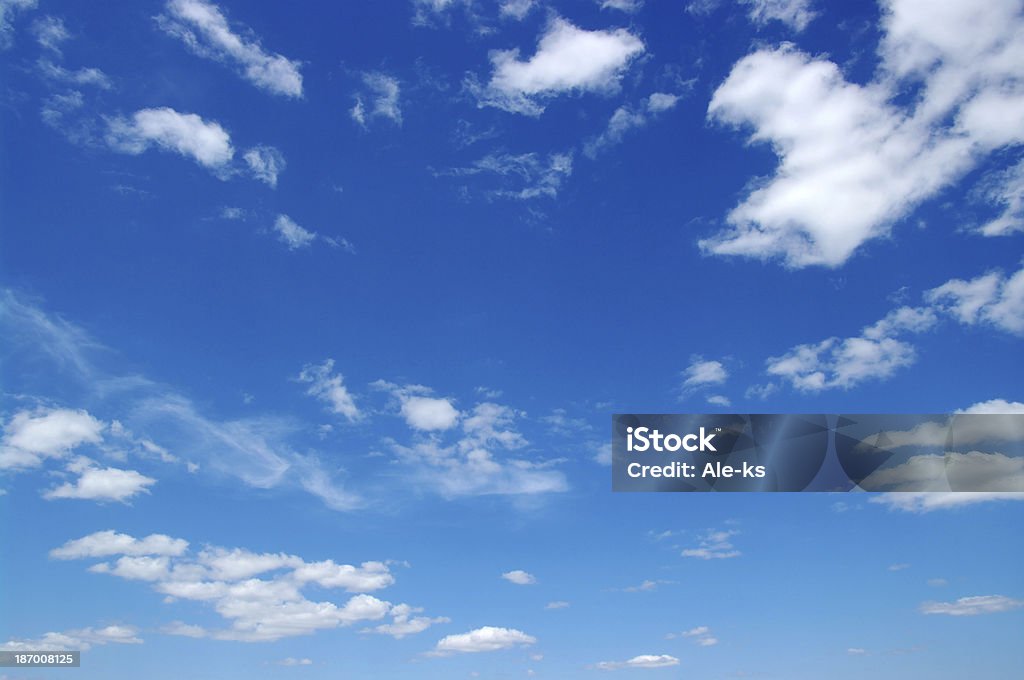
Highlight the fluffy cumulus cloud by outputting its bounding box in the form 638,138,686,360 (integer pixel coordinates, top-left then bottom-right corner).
157,0,303,97
920,595,1024,616
44,463,156,502
766,263,1024,392
682,529,741,559
473,17,644,115
3,625,142,652
433,626,536,654
377,384,567,497
106,108,234,170
243,145,285,187
682,358,728,389
594,654,680,670
363,603,451,639
441,151,574,200
501,569,536,585
351,72,402,128
703,0,1024,267
926,266,1024,336
51,530,189,559
297,359,361,421
0,407,104,469
51,530,442,642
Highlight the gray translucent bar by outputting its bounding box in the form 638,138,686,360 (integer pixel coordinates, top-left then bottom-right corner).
612,414,1024,492
0,651,81,667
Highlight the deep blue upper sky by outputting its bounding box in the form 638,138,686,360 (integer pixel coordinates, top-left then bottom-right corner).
1,0,1023,677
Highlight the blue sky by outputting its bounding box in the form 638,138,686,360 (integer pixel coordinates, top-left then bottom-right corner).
1,0,1023,677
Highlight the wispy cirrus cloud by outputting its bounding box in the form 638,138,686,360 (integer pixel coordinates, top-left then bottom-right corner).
157,0,303,97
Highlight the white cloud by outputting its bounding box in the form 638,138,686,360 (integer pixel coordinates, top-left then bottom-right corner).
474,18,644,115
584,92,688,158
351,72,402,128
37,59,112,89
443,151,574,200
44,465,156,502
767,305,937,391
847,647,868,655
55,531,435,643
157,0,302,97
363,603,450,639
32,16,68,52
162,621,208,638
401,396,461,431
0,0,36,50
277,657,313,666
2,292,360,512
706,395,732,407
960,399,1024,414
2,625,141,652
107,108,234,170
51,530,189,559
682,529,741,559
297,359,361,421
976,159,1024,236
683,358,728,389
704,0,1024,268
434,626,536,654
385,394,567,498
501,569,536,585
273,214,316,250
243,145,285,187
499,0,535,21
927,266,1024,335
920,595,1024,616
861,452,1024,493
601,0,643,13
595,654,680,670
1,407,104,469
545,600,570,609
667,625,718,646
869,492,1024,513
742,0,816,31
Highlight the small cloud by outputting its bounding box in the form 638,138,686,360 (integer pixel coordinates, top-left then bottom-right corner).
276,657,313,666
927,578,948,587
433,626,536,654
502,570,536,585
273,214,316,250
920,595,1024,616
545,601,569,609
847,647,868,656
888,563,911,572
682,358,728,389
244,145,286,187
682,529,741,560
594,654,679,670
